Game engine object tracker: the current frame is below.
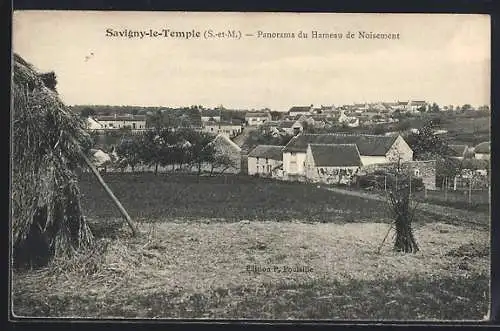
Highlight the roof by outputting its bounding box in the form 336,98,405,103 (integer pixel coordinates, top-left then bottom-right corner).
279,121,296,128
96,114,146,121
308,144,362,167
447,144,468,156
289,106,312,113
248,145,284,160
210,134,242,152
283,133,399,156
474,141,490,154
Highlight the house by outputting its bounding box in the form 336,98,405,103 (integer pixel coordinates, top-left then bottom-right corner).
408,100,428,112
282,133,413,177
200,109,222,122
446,144,469,160
279,120,303,135
289,105,313,116
202,121,243,138
94,114,147,130
304,144,362,184
474,141,490,160
247,145,284,177
245,112,272,126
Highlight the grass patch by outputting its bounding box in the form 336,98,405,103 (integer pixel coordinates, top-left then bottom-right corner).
77,173,389,223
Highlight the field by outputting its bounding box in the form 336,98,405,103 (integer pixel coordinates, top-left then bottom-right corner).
12,173,490,320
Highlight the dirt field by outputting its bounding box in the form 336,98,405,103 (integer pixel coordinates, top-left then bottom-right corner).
12,220,489,319
11,173,490,320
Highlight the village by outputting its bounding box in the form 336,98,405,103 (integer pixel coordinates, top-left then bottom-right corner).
79,101,491,196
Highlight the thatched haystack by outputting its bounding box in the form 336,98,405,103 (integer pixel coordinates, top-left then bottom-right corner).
12,54,94,268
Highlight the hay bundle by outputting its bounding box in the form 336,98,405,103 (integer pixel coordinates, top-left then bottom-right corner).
12,54,93,268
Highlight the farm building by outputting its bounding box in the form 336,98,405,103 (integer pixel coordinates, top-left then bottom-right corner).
282,133,413,178
202,121,243,138
304,144,362,184
94,114,146,130
474,141,490,160
245,112,272,126
247,145,284,177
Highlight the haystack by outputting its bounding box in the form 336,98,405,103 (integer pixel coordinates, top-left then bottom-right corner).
12,54,94,268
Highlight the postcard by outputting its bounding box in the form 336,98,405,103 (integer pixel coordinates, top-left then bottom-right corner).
11,11,491,321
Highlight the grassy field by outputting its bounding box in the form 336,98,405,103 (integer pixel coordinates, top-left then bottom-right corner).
77,173,393,223
12,173,490,320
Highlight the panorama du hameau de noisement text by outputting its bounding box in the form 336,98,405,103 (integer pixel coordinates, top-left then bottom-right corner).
105,28,400,40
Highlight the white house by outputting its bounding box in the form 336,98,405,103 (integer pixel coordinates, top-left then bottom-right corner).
474,141,490,160
94,114,147,130
282,133,413,177
408,100,428,112
202,121,243,138
304,144,362,184
247,145,284,177
245,112,272,126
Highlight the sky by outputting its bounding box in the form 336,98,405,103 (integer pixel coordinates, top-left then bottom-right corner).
13,11,490,112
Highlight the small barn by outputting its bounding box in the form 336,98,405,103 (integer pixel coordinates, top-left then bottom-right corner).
304,144,362,184
247,145,284,177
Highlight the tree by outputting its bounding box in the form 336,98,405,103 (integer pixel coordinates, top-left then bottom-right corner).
115,136,142,172
80,107,96,118
430,103,440,112
405,120,448,160
183,130,217,177
461,104,473,112
139,130,164,174
209,154,237,175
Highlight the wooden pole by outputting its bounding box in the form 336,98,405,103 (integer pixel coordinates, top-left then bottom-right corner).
79,150,139,236
409,174,412,197
444,177,448,201
384,175,387,192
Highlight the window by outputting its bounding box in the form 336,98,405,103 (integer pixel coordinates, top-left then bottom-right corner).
266,158,268,163
256,157,260,163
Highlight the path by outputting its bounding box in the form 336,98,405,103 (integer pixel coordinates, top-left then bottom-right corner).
322,186,489,229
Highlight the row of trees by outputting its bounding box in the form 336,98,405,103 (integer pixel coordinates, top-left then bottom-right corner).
112,128,237,176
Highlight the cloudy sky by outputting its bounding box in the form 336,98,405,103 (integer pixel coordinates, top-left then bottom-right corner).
13,11,490,111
